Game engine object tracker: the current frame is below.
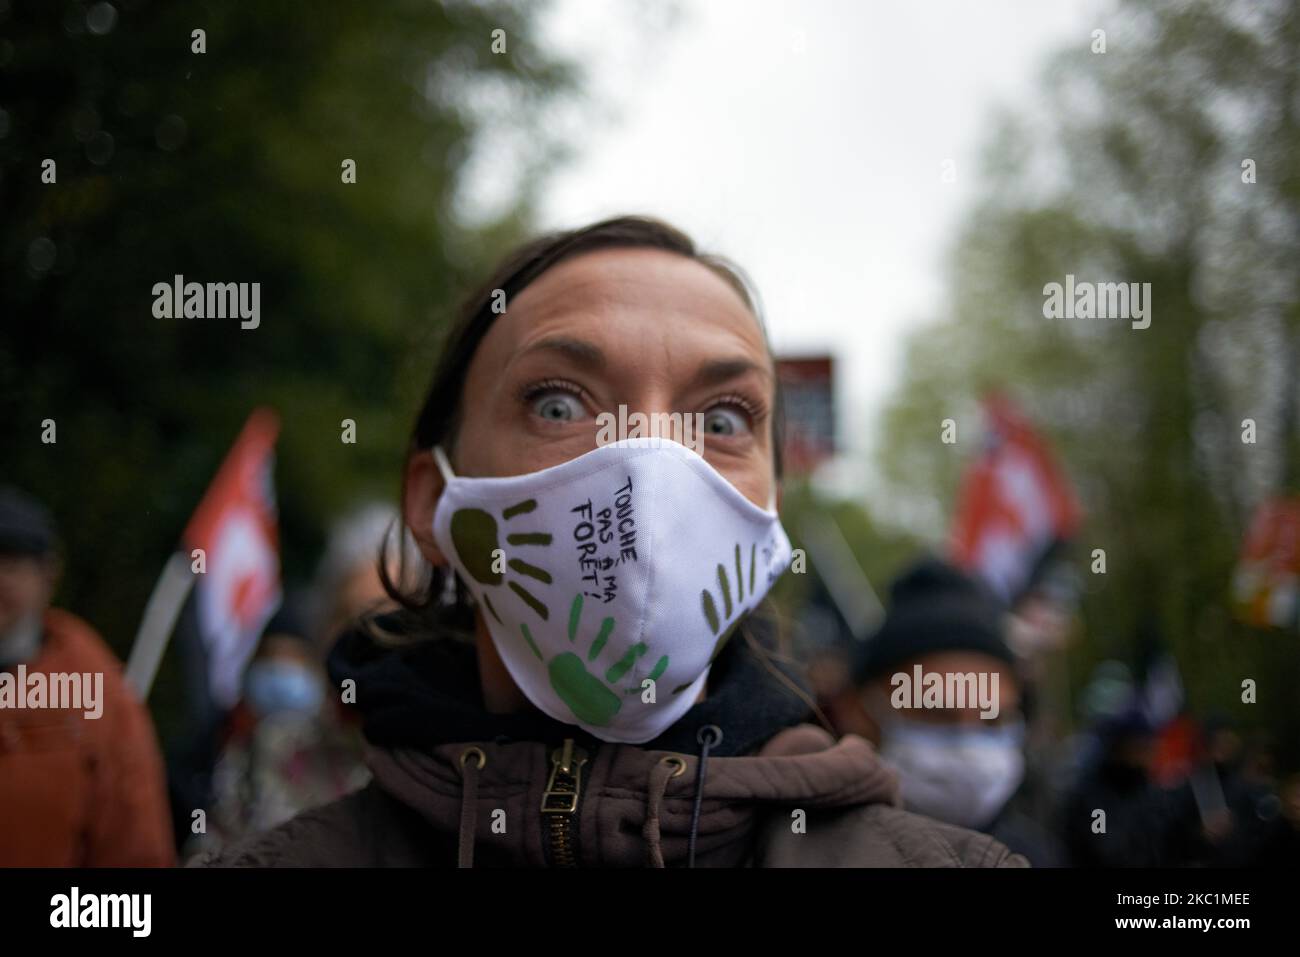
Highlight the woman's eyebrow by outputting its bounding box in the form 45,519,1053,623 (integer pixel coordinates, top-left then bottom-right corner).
690,357,771,390
515,335,606,370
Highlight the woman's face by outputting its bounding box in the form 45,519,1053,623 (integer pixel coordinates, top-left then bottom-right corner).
406,247,779,566
464,247,778,497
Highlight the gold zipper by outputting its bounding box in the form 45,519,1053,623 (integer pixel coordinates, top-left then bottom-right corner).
541,738,588,867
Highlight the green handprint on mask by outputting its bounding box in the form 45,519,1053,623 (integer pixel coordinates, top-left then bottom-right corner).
519,593,669,727
449,499,554,622
671,541,758,694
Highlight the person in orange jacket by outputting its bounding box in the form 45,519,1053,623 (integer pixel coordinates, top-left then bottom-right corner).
0,487,174,866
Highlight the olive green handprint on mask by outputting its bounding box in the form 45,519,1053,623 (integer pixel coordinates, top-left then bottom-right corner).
670,541,757,694
449,498,554,624
517,593,669,727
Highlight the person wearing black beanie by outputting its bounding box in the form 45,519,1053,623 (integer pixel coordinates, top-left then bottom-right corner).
833,556,1064,866
850,557,1016,685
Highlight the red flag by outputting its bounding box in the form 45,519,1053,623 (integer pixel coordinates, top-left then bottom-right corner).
1232,496,1300,629
950,393,1081,603
1150,713,1198,787
183,408,282,708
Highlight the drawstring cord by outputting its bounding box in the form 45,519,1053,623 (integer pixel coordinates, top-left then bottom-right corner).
688,725,723,868
643,756,686,868
643,724,722,868
457,746,486,868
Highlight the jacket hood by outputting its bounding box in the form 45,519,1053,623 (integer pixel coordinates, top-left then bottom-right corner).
363,725,899,867
327,611,900,867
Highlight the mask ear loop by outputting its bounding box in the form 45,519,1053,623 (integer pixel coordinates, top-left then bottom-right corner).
431,445,462,608
432,445,456,484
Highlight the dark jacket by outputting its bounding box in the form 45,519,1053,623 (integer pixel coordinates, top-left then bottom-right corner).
197,615,1027,868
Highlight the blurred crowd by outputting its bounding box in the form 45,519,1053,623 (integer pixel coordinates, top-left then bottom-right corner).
1,484,1297,867
816,556,1300,867
0,488,387,865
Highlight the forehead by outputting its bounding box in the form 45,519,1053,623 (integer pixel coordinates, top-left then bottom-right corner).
480,247,770,366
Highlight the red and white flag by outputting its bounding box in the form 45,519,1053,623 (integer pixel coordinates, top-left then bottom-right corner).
1232,496,1300,629
183,408,282,708
950,393,1081,603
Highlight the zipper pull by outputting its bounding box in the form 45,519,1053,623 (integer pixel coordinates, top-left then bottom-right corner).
541,737,588,814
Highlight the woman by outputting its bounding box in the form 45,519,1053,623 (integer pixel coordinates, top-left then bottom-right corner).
202,216,1026,867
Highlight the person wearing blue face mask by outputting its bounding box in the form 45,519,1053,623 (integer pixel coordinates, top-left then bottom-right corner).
834,556,1066,867
244,653,326,719
188,607,370,860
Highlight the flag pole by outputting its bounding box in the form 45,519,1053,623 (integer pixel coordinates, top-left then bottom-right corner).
124,551,195,700
798,512,885,642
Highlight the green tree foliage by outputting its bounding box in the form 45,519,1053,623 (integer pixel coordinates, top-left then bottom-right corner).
1,0,578,672
877,0,1300,760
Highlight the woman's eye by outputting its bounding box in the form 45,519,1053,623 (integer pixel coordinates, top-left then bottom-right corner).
702,407,749,437
531,390,586,423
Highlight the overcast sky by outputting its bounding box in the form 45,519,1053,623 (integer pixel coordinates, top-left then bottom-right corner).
525,0,1096,492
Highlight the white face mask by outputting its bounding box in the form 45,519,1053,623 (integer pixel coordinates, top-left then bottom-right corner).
880,718,1026,830
431,438,792,743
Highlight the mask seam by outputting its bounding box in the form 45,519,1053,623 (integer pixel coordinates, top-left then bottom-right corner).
438,440,776,524
439,444,661,502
